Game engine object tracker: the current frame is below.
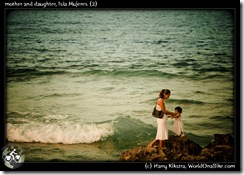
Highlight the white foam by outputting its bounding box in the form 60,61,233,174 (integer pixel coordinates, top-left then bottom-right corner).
43,114,69,120
7,121,114,144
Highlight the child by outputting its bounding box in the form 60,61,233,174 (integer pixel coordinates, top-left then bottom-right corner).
171,106,184,137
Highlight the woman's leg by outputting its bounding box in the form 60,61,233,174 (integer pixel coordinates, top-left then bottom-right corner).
147,139,158,147
159,140,163,148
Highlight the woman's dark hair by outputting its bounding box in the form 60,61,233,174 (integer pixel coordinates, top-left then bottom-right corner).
175,106,183,113
159,89,171,98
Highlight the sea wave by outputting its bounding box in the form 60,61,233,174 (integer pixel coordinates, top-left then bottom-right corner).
6,114,156,144
146,98,206,105
35,92,83,99
82,69,177,78
7,121,114,144
7,65,232,83
168,99,205,105
7,67,66,77
7,67,179,79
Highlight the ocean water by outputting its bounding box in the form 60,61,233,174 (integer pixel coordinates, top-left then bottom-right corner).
6,10,234,161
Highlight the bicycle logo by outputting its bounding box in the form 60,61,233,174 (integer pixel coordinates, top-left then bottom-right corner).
5,149,22,163
2,145,25,169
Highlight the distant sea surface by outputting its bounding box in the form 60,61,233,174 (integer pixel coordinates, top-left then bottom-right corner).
6,10,234,161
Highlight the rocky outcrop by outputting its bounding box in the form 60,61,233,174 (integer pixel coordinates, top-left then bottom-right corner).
119,134,234,162
199,134,234,162
118,146,168,162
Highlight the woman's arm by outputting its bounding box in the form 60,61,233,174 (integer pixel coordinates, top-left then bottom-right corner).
158,98,175,115
171,114,181,118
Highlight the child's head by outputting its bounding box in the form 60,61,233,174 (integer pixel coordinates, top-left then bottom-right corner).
175,106,182,114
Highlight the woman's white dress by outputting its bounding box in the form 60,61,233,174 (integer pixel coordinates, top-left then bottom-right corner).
172,116,184,136
155,100,168,140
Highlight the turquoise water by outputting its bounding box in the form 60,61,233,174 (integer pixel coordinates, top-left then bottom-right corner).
6,10,234,161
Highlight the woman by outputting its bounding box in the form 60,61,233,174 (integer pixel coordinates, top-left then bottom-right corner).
148,89,175,149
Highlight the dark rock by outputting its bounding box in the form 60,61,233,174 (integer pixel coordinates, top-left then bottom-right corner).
200,145,234,162
119,134,234,162
213,134,233,146
162,135,202,161
165,135,202,155
119,146,167,162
